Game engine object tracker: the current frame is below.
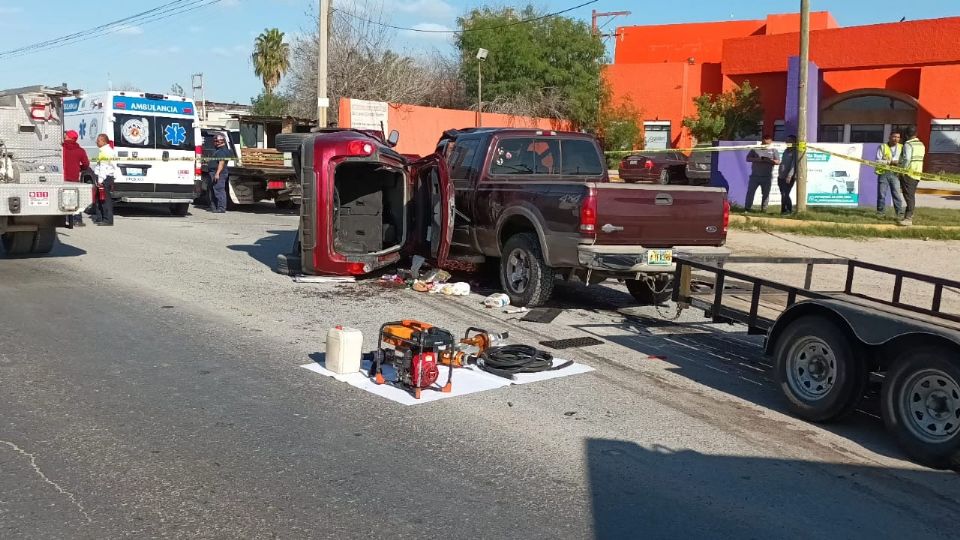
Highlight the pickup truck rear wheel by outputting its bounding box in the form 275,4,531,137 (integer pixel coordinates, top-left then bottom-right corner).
774,316,866,422
882,349,960,470
32,227,56,254
500,233,554,307
625,275,672,305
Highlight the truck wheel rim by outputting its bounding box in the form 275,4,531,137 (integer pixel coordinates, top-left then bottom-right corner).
899,369,960,443
506,249,530,293
786,337,837,401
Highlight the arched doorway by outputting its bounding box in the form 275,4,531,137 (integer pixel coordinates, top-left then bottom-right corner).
819,89,918,143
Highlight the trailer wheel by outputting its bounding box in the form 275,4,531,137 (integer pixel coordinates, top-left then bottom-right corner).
31,227,56,254
882,349,960,470
774,316,866,422
170,203,190,216
1,231,34,255
625,274,673,305
500,233,554,307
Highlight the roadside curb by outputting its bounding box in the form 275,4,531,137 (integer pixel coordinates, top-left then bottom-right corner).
730,214,960,231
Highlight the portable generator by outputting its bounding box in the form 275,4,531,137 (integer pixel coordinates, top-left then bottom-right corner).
370,320,456,399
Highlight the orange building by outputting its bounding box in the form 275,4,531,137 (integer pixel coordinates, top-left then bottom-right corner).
606,12,960,172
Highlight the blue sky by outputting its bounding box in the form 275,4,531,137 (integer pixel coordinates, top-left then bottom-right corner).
0,0,955,104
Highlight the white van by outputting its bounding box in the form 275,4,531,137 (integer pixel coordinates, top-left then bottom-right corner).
63,91,200,215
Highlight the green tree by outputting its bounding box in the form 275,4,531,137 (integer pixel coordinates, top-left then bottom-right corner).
455,5,605,128
682,81,763,143
251,91,289,116
252,28,291,95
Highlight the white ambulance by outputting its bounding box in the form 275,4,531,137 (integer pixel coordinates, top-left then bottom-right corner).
63,91,201,215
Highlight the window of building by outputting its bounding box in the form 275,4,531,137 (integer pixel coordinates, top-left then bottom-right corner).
931,122,960,154
643,122,671,149
819,124,844,143
849,124,885,143
773,121,785,142
830,95,916,112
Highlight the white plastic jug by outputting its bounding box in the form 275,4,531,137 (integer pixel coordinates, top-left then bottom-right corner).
326,326,363,374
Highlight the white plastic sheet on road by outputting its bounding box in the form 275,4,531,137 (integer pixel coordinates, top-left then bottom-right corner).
300,357,594,406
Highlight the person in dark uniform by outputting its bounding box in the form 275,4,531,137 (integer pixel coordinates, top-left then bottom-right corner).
209,134,231,213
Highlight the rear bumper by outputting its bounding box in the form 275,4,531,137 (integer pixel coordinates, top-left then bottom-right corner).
577,244,730,273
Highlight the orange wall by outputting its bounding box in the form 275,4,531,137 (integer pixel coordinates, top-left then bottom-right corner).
722,17,960,75
764,12,838,35
338,99,569,157
605,63,696,148
614,20,764,65
821,68,921,99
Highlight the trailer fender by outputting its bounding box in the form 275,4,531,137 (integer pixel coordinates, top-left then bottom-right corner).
764,299,960,359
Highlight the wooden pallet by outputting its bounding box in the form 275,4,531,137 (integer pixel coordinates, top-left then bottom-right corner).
240,148,285,168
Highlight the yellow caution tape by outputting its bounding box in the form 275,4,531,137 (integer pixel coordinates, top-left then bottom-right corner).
605,141,960,185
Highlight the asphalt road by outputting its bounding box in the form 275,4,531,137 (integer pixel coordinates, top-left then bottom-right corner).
2,204,960,539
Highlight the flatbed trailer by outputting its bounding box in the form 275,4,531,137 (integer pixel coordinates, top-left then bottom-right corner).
672,256,960,470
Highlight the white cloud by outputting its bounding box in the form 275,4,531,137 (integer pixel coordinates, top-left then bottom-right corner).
389,0,455,20
116,25,144,35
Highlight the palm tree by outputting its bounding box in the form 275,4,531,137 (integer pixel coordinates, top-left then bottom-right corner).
251,28,290,95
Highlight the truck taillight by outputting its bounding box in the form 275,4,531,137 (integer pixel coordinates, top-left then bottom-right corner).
579,188,597,234
722,197,730,233
346,140,374,156
346,262,370,275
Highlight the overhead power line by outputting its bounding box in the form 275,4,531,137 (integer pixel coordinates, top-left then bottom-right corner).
332,0,599,34
0,0,223,60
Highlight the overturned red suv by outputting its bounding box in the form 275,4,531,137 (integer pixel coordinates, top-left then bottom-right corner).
275,129,454,277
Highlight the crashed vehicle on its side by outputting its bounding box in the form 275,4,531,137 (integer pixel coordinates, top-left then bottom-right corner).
275,128,454,277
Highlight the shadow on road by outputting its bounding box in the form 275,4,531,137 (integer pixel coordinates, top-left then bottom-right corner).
569,312,912,463
586,439,957,539
228,230,296,269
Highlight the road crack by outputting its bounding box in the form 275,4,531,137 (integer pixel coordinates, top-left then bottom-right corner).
1,439,92,523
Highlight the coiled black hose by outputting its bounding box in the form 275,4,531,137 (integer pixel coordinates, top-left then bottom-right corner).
477,345,572,379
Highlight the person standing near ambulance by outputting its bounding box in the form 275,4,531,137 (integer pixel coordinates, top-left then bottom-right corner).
897,126,926,227
61,129,90,226
93,134,116,226
209,134,230,213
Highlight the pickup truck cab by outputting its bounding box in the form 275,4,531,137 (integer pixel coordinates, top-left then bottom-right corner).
441,128,730,306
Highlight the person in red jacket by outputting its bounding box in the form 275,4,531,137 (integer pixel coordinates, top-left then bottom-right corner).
62,130,90,226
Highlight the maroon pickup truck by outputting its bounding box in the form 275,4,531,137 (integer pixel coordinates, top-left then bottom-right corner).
440,128,730,306
277,127,729,307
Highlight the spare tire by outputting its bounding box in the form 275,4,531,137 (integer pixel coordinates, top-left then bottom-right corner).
274,133,318,153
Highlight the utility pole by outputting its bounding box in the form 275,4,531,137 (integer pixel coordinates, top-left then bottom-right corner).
591,9,631,39
795,0,810,212
317,0,330,125
192,73,206,123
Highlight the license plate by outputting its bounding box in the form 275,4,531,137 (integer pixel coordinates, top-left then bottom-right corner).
629,160,637,165
28,191,50,207
126,169,145,177
646,249,673,266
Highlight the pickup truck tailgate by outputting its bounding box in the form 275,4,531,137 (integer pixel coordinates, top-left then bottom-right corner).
592,183,727,247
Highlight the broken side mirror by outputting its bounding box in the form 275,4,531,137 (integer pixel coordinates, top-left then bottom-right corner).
387,130,399,147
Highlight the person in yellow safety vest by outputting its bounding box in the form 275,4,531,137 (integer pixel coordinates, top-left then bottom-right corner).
876,131,904,219
897,125,925,227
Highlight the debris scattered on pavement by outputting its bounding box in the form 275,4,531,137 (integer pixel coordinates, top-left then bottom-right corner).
483,293,510,308
504,307,529,315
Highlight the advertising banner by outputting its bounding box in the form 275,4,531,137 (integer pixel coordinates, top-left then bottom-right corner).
748,142,862,208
